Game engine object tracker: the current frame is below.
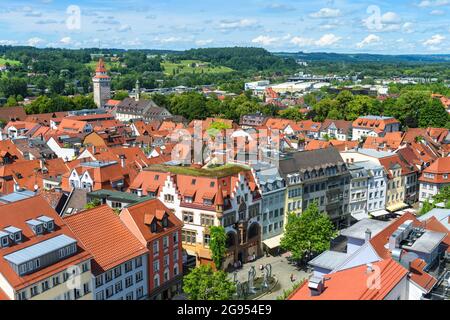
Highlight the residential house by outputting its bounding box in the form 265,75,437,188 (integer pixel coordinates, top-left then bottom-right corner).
279,147,351,229
0,195,93,300
129,164,262,268
419,157,450,203
320,119,353,141
120,198,183,300
352,116,401,141
64,205,149,300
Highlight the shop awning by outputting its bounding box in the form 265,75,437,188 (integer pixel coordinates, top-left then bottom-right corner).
370,209,390,217
386,202,408,213
263,234,283,249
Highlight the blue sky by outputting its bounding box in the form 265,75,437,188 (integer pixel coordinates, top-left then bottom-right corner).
0,0,449,54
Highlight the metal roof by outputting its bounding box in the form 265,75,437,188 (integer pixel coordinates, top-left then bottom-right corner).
26,219,43,227
37,216,54,223
3,234,77,265
0,231,8,237
418,208,450,231
402,231,446,254
3,226,22,234
308,251,349,270
340,219,390,240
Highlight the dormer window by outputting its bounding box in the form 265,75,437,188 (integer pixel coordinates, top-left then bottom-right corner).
162,217,168,228
191,179,196,185
150,221,157,233
0,233,9,248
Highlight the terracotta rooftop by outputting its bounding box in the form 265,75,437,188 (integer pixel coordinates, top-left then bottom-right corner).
64,205,148,274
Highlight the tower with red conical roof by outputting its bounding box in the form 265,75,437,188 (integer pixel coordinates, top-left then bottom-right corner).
92,58,111,108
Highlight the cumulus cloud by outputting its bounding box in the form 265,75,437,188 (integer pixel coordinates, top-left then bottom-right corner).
195,39,213,46
418,0,450,7
218,19,258,31
290,36,315,47
27,37,46,47
59,37,72,45
263,3,295,12
423,34,445,46
430,9,445,15
310,8,341,18
117,24,132,32
252,35,278,46
0,40,19,46
356,34,381,48
315,33,342,46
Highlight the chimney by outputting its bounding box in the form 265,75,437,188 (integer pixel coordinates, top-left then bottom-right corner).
365,228,372,243
92,145,96,155
137,188,143,197
366,263,374,274
120,154,126,168
308,276,325,297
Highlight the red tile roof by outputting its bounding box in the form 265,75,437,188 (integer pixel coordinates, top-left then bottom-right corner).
64,205,148,274
289,259,408,300
0,196,92,291
409,258,437,293
120,199,183,243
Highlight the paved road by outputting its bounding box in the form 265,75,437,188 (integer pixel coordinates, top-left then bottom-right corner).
228,254,311,300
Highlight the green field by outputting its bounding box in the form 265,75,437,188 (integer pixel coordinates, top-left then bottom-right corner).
161,59,233,75
0,58,21,66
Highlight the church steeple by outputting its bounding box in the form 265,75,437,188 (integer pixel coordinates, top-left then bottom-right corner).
135,79,140,102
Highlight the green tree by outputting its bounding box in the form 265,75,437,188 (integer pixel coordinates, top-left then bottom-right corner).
85,199,101,209
419,199,434,217
5,96,17,107
418,98,449,128
209,226,227,269
113,90,130,100
279,107,304,121
280,202,337,261
183,265,236,300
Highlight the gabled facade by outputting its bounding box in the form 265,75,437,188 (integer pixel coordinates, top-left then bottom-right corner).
129,164,262,268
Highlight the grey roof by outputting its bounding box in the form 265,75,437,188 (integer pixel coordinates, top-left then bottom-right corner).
0,231,9,237
340,219,391,240
3,226,22,234
37,216,54,223
354,160,384,171
278,148,346,176
402,230,446,254
26,219,43,227
418,208,450,231
360,115,394,120
355,149,395,159
0,190,36,204
308,251,349,270
3,234,77,265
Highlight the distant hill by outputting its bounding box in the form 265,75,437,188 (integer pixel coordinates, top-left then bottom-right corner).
274,52,450,64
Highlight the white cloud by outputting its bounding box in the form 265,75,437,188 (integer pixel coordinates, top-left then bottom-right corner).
315,33,342,47
27,37,45,47
381,12,401,24
290,36,315,47
59,37,72,45
252,35,278,46
402,22,415,34
309,8,341,18
195,39,213,46
418,0,450,7
117,24,132,32
219,19,258,30
0,40,18,46
357,34,381,48
430,9,445,15
423,34,446,46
